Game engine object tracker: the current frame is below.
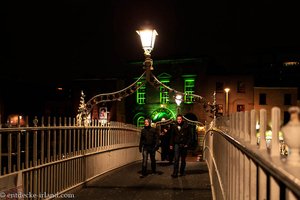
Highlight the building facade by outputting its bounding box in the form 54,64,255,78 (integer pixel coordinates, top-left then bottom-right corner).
254,87,298,125
125,58,298,127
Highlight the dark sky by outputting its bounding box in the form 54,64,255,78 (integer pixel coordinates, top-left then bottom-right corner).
1,0,300,82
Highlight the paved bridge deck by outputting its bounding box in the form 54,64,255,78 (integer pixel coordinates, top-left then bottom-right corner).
65,157,212,200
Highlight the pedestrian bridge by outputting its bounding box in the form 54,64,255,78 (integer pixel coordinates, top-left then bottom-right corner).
0,107,300,200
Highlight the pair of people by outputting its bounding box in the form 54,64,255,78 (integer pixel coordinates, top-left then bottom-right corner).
139,115,191,178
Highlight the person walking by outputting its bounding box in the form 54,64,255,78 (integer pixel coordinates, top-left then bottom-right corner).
139,118,159,178
159,118,171,162
169,114,191,178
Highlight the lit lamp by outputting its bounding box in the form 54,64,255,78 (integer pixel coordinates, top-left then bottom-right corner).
175,94,183,114
224,88,230,116
136,29,158,81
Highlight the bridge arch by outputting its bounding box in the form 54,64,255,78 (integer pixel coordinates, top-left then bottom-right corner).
76,70,213,126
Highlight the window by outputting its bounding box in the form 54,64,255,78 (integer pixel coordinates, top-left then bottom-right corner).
160,80,170,104
284,94,292,105
259,93,266,105
184,79,195,104
237,104,245,112
217,104,223,114
216,82,224,93
136,81,146,104
237,81,245,93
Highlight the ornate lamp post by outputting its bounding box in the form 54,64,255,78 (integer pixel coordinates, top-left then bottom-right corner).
136,29,158,81
79,27,211,127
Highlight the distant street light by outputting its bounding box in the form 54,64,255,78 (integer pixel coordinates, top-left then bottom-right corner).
224,88,230,116
175,94,183,114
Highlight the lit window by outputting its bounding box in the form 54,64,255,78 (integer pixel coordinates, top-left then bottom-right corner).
160,80,170,104
136,82,146,104
184,79,195,104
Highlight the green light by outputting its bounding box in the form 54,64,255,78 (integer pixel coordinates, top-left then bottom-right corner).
150,107,175,122
136,81,146,104
184,77,195,104
160,79,170,104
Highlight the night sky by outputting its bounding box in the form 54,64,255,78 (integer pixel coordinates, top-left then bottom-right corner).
1,0,300,82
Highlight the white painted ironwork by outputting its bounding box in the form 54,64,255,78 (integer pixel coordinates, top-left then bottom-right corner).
0,117,141,199
203,106,300,200
83,71,147,119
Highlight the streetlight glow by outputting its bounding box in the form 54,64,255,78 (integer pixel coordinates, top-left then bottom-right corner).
224,88,230,116
137,28,158,80
175,94,183,106
136,29,158,56
175,94,183,115
224,88,230,93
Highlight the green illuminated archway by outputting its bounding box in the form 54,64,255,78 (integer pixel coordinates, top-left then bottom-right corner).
133,112,146,127
150,107,176,122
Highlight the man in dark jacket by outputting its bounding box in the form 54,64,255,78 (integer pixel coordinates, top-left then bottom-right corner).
169,114,191,178
159,118,172,162
139,118,159,178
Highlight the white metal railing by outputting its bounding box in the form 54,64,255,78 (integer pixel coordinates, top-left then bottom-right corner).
0,116,141,199
203,107,300,200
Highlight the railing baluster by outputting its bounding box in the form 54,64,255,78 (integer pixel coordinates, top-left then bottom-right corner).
33,116,38,167
41,116,45,165
259,109,267,150
25,129,29,169
17,132,21,171
250,109,257,145
58,117,62,160
68,117,72,157
0,134,2,175
271,107,281,157
47,116,51,163
53,117,57,161
8,132,12,174
64,117,67,158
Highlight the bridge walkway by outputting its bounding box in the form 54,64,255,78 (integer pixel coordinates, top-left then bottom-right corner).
65,156,212,200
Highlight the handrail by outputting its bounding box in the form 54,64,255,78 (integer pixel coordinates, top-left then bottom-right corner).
203,108,300,200
207,127,300,198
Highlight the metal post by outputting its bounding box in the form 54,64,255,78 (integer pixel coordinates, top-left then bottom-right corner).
177,105,181,115
213,91,216,126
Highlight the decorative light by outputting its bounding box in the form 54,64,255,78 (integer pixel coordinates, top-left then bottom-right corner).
283,61,299,67
136,29,158,56
175,94,183,106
